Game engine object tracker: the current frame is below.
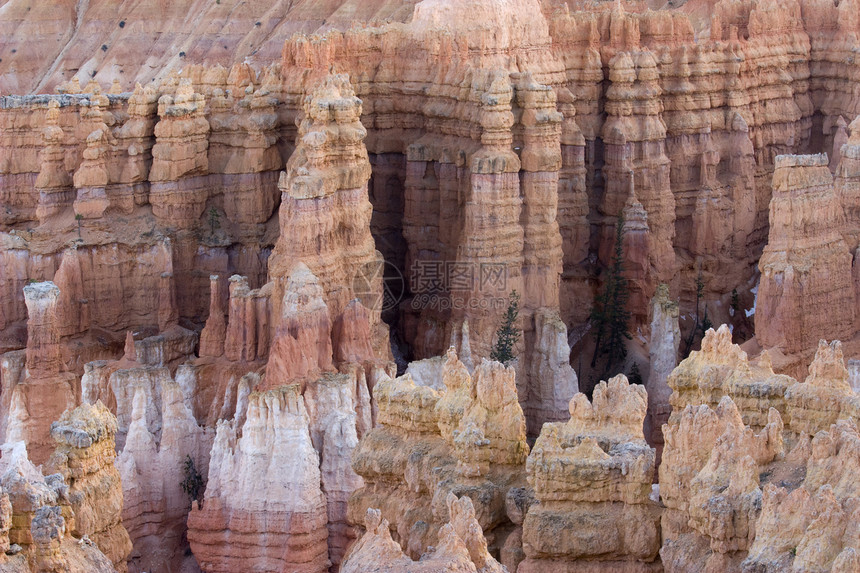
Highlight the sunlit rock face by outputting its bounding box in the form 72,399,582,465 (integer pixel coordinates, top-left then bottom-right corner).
187,386,329,573
5,0,860,572
0,405,127,573
522,375,661,572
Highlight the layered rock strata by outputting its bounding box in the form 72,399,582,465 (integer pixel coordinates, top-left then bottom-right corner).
8,282,77,465
659,396,785,572
756,154,855,355
3,2,860,573
187,386,329,573
341,494,504,573
660,324,860,572
0,406,125,573
522,374,661,572
348,351,529,561
43,402,133,572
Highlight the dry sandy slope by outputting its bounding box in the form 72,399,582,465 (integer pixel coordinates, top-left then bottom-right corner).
0,0,418,94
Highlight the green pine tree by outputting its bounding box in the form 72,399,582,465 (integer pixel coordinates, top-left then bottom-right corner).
683,270,706,357
591,213,632,373
208,207,221,236
180,455,205,506
629,362,643,385
491,290,521,365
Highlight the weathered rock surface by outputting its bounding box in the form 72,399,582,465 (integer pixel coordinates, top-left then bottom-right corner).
43,402,132,572
349,351,528,562
341,494,505,573
187,386,329,573
522,375,661,572
756,154,855,355
0,409,123,573
4,1,860,573
645,283,680,451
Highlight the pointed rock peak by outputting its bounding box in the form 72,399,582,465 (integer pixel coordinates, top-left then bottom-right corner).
571,436,611,460
568,373,648,438
758,349,774,373
699,324,748,364
609,51,636,74
623,172,648,228
837,115,848,129
731,112,750,133
282,263,328,316
442,346,472,392
805,339,850,390
84,79,102,95
474,358,518,409
130,388,148,424
714,394,745,428
176,78,195,98
849,115,860,143
123,331,137,362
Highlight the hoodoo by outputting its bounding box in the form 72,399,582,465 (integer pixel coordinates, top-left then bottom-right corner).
3,1,860,572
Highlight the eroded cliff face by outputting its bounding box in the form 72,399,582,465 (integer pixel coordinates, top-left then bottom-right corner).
522,375,661,572
756,153,855,355
3,0,860,572
657,325,860,572
0,402,129,573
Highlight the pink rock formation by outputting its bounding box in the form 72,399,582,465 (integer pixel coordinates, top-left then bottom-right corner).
199,275,227,359
756,154,855,355
268,73,378,324
265,264,334,390
73,128,112,220
4,2,860,573
645,283,680,450
600,50,675,299
14,282,77,465
34,101,74,225
149,80,210,226
303,374,366,568
836,116,860,251
116,379,211,573
187,386,329,573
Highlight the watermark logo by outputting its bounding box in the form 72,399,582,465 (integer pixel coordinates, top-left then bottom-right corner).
353,256,405,312
354,258,512,313
409,261,510,312
410,261,508,293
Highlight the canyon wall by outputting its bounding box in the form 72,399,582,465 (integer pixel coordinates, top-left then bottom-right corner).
2,0,860,572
